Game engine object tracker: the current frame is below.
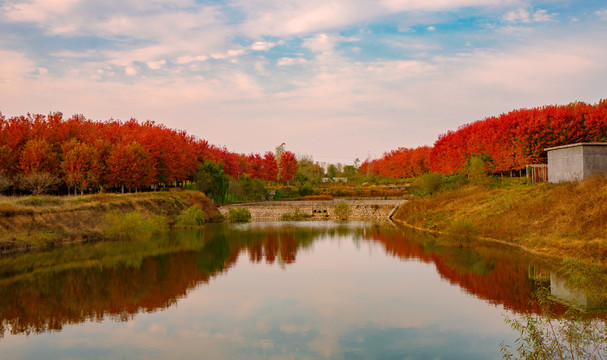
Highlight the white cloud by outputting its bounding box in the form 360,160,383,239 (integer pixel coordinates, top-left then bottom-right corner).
596,9,607,20
176,55,208,64
250,41,275,51
427,25,436,31
503,8,555,23
147,59,166,70
0,50,35,82
302,33,339,53
532,9,554,22
277,57,308,66
125,65,137,75
3,0,80,23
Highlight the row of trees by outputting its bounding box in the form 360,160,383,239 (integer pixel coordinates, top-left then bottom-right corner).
0,112,298,195
361,99,607,177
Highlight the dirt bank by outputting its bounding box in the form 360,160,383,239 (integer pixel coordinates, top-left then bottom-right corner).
0,191,220,253
392,178,607,266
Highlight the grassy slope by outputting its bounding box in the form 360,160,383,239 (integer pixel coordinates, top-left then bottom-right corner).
0,190,220,252
393,178,607,265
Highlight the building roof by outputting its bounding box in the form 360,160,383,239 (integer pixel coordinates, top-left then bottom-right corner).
544,142,607,152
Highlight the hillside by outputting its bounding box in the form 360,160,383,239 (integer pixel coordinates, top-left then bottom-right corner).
393,177,607,266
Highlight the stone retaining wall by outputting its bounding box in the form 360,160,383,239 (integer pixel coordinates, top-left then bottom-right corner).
219,200,405,221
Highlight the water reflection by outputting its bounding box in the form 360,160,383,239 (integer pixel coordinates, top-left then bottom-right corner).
0,221,603,342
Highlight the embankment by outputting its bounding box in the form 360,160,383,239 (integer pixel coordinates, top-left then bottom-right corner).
392,178,607,266
220,199,404,221
0,191,220,252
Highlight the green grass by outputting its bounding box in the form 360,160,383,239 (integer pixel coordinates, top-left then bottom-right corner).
281,207,312,221
103,210,168,240
175,205,206,228
227,207,252,223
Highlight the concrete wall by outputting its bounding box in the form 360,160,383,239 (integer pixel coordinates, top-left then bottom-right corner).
546,143,607,183
220,200,404,222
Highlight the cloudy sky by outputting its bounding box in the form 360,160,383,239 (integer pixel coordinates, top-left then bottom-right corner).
1,0,606,164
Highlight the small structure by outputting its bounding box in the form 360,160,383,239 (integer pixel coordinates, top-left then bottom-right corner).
545,143,607,183
526,164,548,183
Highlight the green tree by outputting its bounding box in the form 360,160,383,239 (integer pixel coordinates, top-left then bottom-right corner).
327,164,338,178
195,161,229,203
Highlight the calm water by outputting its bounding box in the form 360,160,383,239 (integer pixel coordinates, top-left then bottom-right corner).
0,221,601,359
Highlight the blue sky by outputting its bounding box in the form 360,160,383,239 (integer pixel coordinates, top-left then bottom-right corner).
1,0,606,164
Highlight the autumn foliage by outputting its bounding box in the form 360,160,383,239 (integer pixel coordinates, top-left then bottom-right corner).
0,111,296,194
361,99,607,177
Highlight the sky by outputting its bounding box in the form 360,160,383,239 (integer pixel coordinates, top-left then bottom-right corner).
1,0,606,164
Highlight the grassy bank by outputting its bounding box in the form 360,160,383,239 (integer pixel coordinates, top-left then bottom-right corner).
0,191,220,252
393,177,607,266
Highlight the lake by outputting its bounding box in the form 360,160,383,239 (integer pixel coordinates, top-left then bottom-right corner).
0,221,603,359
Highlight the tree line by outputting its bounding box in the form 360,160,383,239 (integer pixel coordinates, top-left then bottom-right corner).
0,112,298,195
361,99,607,177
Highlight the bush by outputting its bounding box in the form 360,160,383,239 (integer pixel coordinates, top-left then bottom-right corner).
447,219,478,243
281,207,312,221
411,172,445,196
334,201,351,220
208,212,225,223
227,207,251,222
0,173,12,193
461,156,492,186
104,211,168,240
228,176,266,202
297,182,314,197
175,205,206,227
17,171,60,195
195,161,229,203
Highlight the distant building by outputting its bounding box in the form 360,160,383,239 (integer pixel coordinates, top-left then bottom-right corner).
545,143,607,183
321,177,348,183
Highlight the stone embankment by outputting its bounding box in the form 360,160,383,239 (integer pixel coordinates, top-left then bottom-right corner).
219,199,405,221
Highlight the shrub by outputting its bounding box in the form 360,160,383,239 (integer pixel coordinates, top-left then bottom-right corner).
227,207,251,222
334,201,351,220
447,219,478,243
175,205,206,227
228,176,266,202
411,172,445,196
461,156,492,186
281,207,312,221
297,182,314,197
501,286,607,360
0,173,12,193
208,212,225,223
195,161,229,203
104,210,168,240
17,171,60,195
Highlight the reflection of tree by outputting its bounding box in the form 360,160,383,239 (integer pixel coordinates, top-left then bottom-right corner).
365,226,564,315
0,222,593,338
0,224,319,337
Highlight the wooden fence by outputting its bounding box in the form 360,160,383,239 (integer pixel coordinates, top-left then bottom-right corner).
526,164,548,183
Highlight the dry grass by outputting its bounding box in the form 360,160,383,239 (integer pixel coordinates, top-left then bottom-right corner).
394,178,607,265
0,190,220,252
302,194,333,201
